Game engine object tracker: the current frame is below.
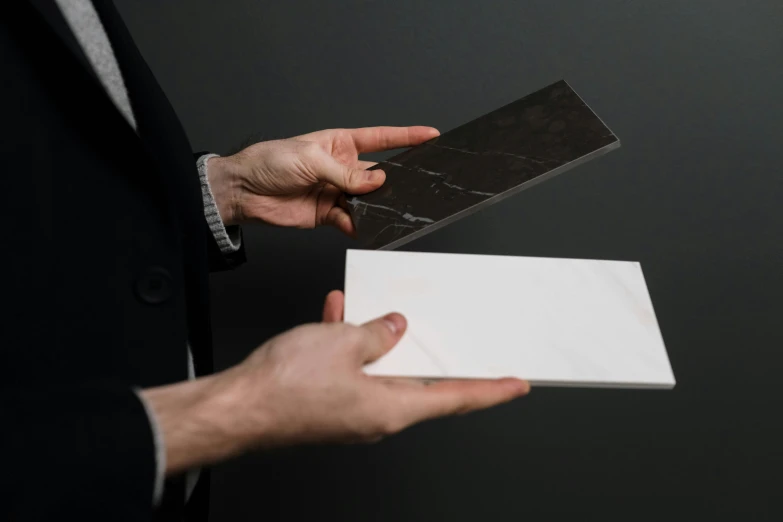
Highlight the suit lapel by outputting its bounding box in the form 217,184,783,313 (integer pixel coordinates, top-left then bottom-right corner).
22,0,201,234
20,1,211,378
27,0,104,91
25,0,144,137
91,0,215,380
92,0,206,221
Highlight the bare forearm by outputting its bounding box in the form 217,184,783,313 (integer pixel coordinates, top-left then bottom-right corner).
139,371,250,475
139,308,528,477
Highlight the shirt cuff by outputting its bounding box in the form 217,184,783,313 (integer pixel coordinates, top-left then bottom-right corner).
133,388,166,507
197,153,242,254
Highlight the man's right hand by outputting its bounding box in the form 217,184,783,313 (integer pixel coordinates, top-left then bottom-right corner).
142,291,530,475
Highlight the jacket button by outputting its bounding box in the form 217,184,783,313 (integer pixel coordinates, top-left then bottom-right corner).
135,267,173,304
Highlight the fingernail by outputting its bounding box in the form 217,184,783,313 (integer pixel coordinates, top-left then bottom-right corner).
367,170,384,181
382,313,405,334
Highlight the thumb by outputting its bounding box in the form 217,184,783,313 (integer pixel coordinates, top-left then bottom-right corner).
358,313,407,364
317,154,386,195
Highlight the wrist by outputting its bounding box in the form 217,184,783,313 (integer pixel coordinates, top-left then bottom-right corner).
140,371,251,475
206,155,245,226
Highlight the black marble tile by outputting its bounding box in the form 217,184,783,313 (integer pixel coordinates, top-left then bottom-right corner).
349,80,620,250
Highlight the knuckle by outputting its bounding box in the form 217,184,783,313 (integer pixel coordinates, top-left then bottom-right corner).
297,142,322,164
301,141,320,155
356,413,399,440
365,420,389,439
345,168,359,185
367,319,391,339
376,414,404,437
336,325,366,354
453,400,475,416
343,325,364,344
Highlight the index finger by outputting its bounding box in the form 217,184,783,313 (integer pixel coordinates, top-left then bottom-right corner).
321,290,344,323
349,126,440,153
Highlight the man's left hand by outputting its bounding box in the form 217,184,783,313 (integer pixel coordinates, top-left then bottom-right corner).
206,126,440,236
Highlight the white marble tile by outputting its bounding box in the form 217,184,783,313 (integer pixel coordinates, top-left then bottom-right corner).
344,250,675,389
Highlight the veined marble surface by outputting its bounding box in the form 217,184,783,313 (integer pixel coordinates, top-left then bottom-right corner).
349,80,619,250
344,250,675,389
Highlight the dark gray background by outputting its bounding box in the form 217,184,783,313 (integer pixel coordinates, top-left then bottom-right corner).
116,1,783,520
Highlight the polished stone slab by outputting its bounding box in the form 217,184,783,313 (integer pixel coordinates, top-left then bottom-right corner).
344,249,675,389
349,80,620,250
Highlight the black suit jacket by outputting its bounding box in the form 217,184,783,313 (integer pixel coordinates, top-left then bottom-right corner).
1,1,246,520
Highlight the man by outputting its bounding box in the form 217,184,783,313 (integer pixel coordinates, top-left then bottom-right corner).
1,1,530,520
